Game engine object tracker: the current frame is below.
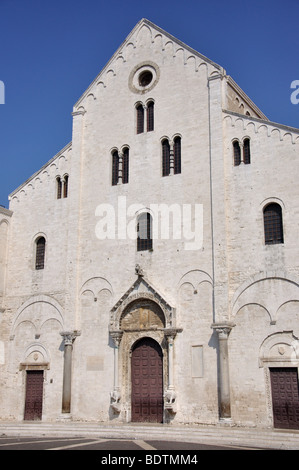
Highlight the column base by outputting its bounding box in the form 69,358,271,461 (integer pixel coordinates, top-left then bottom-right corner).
57,413,72,421
219,417,233,426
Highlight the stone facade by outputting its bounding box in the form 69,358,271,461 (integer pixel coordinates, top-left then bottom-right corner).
0,19,299,428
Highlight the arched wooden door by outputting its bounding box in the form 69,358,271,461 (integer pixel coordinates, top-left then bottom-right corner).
131,337,163,423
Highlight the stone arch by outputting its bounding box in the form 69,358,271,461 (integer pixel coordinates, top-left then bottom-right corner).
259,331,299,367
120,298,165,331
231,271,299,322
112,291,173,331
21,342,51,368
11,295,64,336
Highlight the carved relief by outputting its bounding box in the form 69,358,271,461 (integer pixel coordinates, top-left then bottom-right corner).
120,299,165,330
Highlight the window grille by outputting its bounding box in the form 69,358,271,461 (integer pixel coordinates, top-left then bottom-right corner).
243,139,251,164
56,177,62,199
35,237,46,270
122,148,129,184
174,136,181,174
162,139,170,176
233,141,241,166
147,101,154,132
63,175,69,198
137,213,153,251
136,104,144,134
263,203,284,245
112,151,119,186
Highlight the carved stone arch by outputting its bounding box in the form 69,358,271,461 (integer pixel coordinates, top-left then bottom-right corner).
109,273,180,420
259,331,299,367
20,342,51,369
113,291,172,331
120,298,166,331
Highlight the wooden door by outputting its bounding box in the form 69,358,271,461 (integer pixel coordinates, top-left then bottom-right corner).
270,367,299,429
131,338,163,423
24,370,44,421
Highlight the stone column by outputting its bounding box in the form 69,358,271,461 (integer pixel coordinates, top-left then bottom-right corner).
166,333,175,390
60,331,79,415
164,329,178,414
169,143,174,176
118,152,123,185
212,322,234,420
110,331,123,413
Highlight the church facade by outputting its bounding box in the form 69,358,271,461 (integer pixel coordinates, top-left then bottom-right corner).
1,19,299,429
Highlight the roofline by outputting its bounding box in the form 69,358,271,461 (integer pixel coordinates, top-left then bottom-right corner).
9,141,72,199
0,206,13,217
226,76,268,121
74,18,225,108
223,109,299,134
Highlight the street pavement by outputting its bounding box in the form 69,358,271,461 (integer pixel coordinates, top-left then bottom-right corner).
0,436,265,451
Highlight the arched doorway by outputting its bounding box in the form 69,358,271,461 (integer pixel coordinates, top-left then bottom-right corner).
131,337,163,423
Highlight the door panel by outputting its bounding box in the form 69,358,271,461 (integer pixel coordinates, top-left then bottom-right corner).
24,370,44,421
270,367,299,430
131,338,163,423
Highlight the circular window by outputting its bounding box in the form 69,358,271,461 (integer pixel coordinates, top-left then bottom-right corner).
139,70,153,87
129,62,160,94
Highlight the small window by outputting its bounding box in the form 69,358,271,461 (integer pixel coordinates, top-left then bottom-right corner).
35,237,46,270
136,104,144,134
139,70,153,87
137,212,153,251
147,101,154,132
162,139,170,176
56,177,62,199
63,175,69,198
263,203,284,245
174,136,181,174
112,151,119,186
233,141,241,166
243,139,251,164
122,148,129,184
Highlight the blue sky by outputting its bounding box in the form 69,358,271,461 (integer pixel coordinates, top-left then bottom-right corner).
0,0,298,207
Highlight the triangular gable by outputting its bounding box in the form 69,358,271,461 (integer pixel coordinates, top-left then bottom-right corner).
9,141,72,200
73,18,224,109
110,266,175,330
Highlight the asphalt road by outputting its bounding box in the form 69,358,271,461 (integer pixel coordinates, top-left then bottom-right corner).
0,436,263,451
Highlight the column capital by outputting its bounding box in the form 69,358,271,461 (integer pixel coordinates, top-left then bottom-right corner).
110,330,123,347
211,322,235,339
60,330,81,346
164,328,182,343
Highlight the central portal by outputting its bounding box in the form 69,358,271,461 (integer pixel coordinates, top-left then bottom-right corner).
131,337,163,423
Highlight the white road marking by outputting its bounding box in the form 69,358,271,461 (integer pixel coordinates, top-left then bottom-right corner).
47,438,109,450
134,440,157,450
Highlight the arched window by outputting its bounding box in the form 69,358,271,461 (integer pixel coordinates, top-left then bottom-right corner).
137,212,153,251
147,101,154,132
136,104,144,134
162,139,170,176
263,203,284,245
35,236,46,270
243,138,251,164
122,147,129,184
63,174,69,198
56,177,62,199
112,151,119,186
174,136,181,174
233,141,241,166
